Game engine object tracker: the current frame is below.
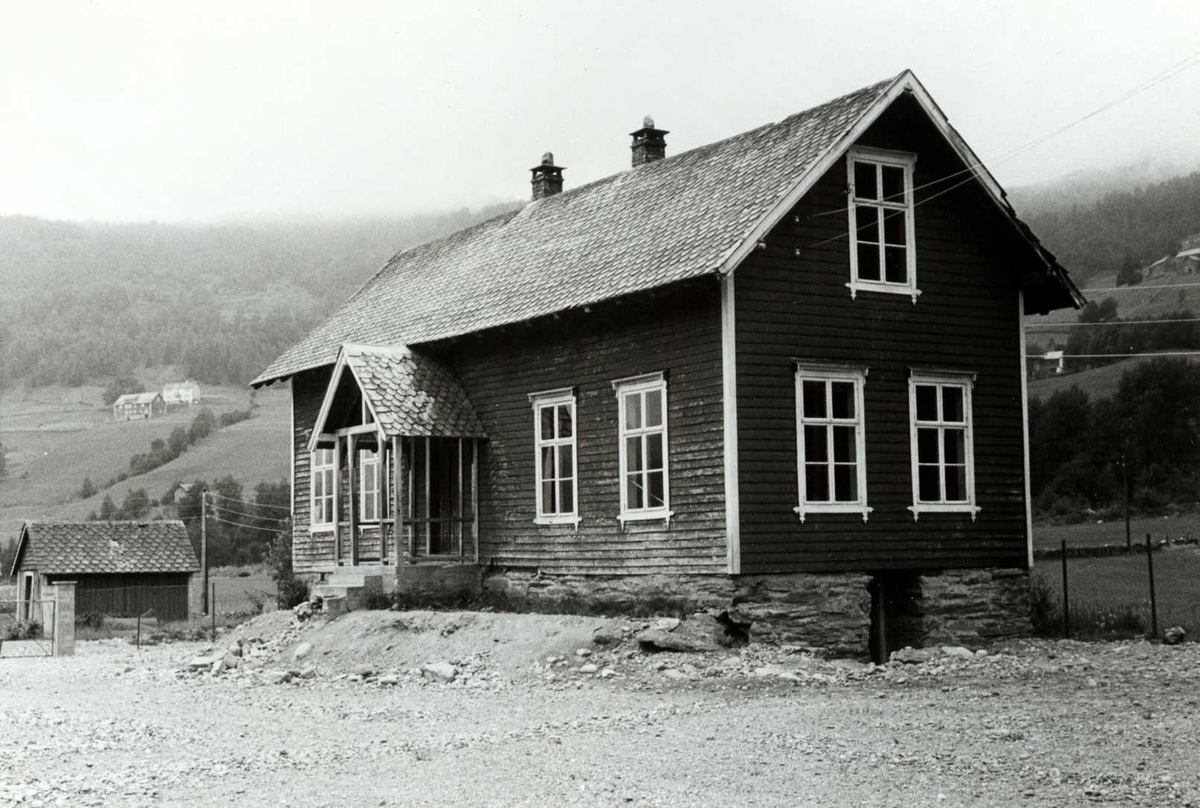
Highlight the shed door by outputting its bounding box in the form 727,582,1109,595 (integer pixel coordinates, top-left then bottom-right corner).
20,573,35,621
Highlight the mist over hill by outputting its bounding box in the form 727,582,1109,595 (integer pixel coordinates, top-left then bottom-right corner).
0,204,519,390
1010,165,1200,283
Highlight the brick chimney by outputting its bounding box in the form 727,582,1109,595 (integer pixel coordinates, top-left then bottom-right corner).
630,116,668,167
530,152,564,200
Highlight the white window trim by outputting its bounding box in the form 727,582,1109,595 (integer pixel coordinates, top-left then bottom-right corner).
358,447,381,524
846,146,920,304
907,370,981,521
613,372,674,524
310,446,336,533
793,364,872,523
529,388,581,527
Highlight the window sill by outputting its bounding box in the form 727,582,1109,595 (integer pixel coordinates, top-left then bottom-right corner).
845,280,921,304
533,515,581,528
618,509,674,526
793,505,873,524
907,504,981,522
310,525,336,534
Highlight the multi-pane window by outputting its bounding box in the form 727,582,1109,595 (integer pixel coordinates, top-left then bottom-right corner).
311,447,336,528
909,373,978,518
359,447,381,522
615,374,670,520
531,390,577,523
794,367,871,522
847,148,918,301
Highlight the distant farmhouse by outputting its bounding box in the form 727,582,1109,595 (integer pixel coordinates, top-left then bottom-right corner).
165,481,199,505
112,392,165,421
10,520,201,623
162,380,201,406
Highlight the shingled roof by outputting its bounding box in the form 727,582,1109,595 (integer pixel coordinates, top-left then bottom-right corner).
331,344,486,439
254,70,1081,386
11,521,199,577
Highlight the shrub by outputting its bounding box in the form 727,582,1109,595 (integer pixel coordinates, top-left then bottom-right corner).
78,612,105,630
265,522,309,610
2,620,42,641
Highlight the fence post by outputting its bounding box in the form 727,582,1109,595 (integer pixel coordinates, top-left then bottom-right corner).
1145,533,1158,639
1060,539,1070,639
211,582,216,641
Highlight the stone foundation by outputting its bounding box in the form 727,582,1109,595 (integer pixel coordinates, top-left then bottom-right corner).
910,568,1032,646
479,566,1030,658
397,563,482,604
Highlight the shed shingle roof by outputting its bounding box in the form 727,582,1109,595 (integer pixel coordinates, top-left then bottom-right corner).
343,344,486,438
254,70,1080,386
13,521,199,576
254,76,898,385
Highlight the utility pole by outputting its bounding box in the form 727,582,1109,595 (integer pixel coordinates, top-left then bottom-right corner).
200,487,209,615
1122,455,1131,553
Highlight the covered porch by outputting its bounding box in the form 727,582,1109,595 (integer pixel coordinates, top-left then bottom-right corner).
308,344,487,573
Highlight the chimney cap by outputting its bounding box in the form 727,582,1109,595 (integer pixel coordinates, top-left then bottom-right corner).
630,116,669,137
531,152,564,172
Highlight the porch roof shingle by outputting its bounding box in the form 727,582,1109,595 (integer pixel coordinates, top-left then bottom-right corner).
344,344,486,439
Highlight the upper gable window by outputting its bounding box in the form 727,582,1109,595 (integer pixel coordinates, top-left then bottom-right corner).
846,148,919,303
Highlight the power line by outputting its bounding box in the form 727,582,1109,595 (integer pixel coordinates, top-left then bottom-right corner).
1028,350,1200,359
210,504,286,522
209,515,288,534
1082,283,1200,293
803,49,1200,222
1026,318,1200,329
207,491,292,512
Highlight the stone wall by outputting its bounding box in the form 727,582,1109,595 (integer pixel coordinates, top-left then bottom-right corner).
481,569,872,657
914,568,1032,645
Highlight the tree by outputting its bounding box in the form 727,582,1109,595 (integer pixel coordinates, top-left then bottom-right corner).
187,408,217,444
0,537,17,579
98,494,118,521
266,521,308,609
118,488,151,520
168,427,189,458
1115,254,1143,287
79,476,97,499
102,375,142,406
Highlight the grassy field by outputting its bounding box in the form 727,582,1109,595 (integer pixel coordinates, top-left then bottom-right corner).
1028,356,1156,400
1033,546,1200,635
1032,513,1200,550
0,383,290,539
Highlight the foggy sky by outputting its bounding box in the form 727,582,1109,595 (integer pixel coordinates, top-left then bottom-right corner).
2,1,1198,222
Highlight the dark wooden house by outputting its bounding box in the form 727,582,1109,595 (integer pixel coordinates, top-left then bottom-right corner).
253,71,1082,657
10,521,201,623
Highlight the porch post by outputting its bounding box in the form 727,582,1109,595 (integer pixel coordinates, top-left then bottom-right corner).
472,438,480,564
392,435,404,563
348,434,358,566
332,439,342,561
424,436,431,556
457,437,464,557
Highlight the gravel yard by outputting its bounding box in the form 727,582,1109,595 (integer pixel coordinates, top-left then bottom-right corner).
1,611,1197,807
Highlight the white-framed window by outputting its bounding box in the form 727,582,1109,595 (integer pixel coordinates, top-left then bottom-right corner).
908,371,980,520
529,388,578,525
311,446,336,530
613,372,671,523
794,365,872,523
846,147,919,303
359,447,381,523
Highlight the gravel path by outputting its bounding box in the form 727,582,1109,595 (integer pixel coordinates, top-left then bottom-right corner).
1,631,1197,806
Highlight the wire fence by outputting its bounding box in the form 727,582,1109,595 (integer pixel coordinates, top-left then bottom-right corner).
1032,535,1199,640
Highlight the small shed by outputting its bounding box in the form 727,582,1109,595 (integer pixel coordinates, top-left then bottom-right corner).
112,392,165,421
162,380,201,406
9,521,200,623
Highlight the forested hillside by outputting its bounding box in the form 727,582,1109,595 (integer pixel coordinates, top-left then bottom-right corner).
0,205,518,389
1016,170,1200,283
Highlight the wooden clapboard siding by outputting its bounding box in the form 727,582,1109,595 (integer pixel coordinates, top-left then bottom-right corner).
291,368,335,572
432,280,727,575
734,92,1030,574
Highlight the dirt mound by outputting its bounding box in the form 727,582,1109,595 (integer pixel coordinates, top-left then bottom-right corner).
224,608,637,679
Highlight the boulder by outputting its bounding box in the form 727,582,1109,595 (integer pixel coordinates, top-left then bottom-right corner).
637,613,727,653
187,654,220,670
579,663,599,674
1163,626,1186,645
575,648,592,658
421,662,458,683
591,625,625,647
653,617,681,632
263,670,292,685
293,642,313,661
891,646,939,664
378,674,399,686
941,646,974,659
351,664,375,679
222,653,240,670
